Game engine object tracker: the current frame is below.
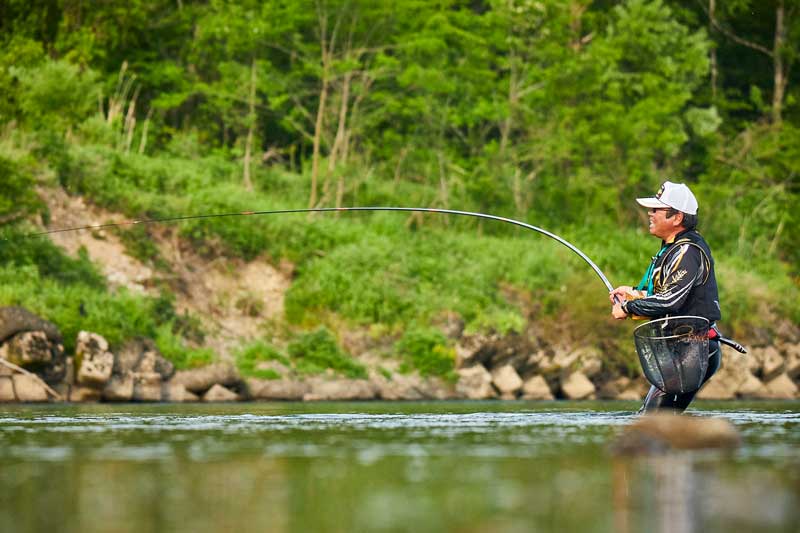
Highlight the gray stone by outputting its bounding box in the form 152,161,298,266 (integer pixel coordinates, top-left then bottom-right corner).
0,376,14,401
172,363,240,394
491,365,523,397
103,376,135,402
560,372,595,400
203,384,239,402
247,378,309,401
303,379,377,401
455,365,495,400
76,331,114,386
12,374,49,402
521,375,554,400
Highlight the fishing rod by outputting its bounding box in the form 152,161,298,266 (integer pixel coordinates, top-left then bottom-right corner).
14,204,747,353
20,206,616,292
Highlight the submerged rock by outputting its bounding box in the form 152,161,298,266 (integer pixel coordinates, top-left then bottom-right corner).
611,413,741,456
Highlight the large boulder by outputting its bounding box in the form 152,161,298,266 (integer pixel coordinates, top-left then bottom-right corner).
69,386,102,402
247,378,309,401
103,376,135,402
1,331,53,366
611,413,740,455
0,306,62,345
163,382,199,402
76,331,114,386
697,353,752,400
12,374,49,402
491,365,523,399
133,381,162,402
783,344,800,379
172,363,240,394
737,373,768,399
303,378,377,401
759,347,785,382
560,371,595,400
371,374,426,401
455,365,494,399
521,375,554,400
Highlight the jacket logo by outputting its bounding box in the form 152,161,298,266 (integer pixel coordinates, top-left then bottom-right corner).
669,269,687,284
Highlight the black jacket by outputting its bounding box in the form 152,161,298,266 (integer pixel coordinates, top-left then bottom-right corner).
625,230,721,322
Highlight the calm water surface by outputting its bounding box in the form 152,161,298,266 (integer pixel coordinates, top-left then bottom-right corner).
1,400,798,533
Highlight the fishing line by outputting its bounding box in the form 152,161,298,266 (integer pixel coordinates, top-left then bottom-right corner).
13,206,616,292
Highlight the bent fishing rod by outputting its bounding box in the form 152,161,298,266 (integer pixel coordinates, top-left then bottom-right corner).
16,205,747,352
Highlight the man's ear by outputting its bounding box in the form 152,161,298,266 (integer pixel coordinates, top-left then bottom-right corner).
673,211,685,227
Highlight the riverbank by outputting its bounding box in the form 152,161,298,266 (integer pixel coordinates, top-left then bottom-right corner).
2,306,798,403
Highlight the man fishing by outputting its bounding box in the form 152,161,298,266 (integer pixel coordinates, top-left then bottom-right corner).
609,181,721,413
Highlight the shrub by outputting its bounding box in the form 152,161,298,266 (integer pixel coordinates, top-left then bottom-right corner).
235,340,289,379
287,328,366,379
395,327,456,379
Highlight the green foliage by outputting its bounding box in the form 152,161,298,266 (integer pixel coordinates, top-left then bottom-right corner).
0,156,42,224
155,322,215,370
287,328,367,379
235,340,288,379
395,327,456,379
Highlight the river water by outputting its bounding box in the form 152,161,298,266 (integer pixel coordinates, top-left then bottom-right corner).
0,400,798,533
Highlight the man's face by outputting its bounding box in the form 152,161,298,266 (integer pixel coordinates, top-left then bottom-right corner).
648,207,682,239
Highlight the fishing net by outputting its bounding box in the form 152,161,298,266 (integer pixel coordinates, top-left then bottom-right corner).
633,316,710,395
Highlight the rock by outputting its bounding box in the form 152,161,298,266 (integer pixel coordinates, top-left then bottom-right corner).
103,376,135,402
0,306,62,345
575,347,603,378
455,365,495,400
76,331,114,386
12,374,49,402
764,373,799,399
737,373,767,399
696,354,752,400
133,371,162,386
560,372,595,400
135,349,175,381
611,413,740,455
172,363,240,394
491,365,523,398
618,387,644,401
303,379,377,401
0,376,14,401
0,358,12,376
2,331,53,366
133,382,162,402
598,377,631,399
69,386,102,402
760,347,784,381
164,383,199,402
521,375,554,400
203,384,239,402
784,344,800,379
551,347,579,372
247,378,309,401
413,378,456,400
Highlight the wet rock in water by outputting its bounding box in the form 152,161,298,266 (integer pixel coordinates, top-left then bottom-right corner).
491,365,523,399
203,384,239,402
303,378,377,401
76,331,114,386
247,378,309,401
103,375,135,401
12,374,49,402
172,363,241,394
455,365,494,400
611,413,741,455
764,373,799,399
560,371,595,400
521,375,554,400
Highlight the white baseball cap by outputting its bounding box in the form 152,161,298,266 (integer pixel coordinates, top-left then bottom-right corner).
636,181,698,215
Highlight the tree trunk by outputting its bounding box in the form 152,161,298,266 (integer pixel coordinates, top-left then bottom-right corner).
709,0,718,102
333,71,352,209
772,0,786,125
243,58,256,191
309,15,330,209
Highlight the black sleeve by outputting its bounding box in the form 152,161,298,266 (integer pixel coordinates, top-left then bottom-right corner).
626,244,704,318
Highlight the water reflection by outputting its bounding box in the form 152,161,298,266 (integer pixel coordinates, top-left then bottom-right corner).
0,401,797,533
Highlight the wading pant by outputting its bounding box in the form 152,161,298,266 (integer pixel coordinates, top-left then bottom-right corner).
640,340,721,414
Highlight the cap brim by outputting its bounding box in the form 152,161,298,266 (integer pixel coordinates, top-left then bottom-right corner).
636,197,669,209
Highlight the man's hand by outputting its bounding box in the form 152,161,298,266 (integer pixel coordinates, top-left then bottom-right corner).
611,302,628,320
609,285,633,304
